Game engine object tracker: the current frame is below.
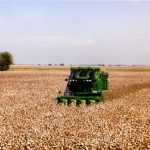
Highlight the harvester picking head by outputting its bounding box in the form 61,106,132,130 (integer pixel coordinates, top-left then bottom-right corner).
57,67,108,105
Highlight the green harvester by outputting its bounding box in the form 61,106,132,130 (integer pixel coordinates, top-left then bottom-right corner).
57,67,108,105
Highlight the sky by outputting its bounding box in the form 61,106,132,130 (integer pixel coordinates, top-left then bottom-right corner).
0,0,150,65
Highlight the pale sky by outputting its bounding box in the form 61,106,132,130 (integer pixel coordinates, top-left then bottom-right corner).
0,0,150,65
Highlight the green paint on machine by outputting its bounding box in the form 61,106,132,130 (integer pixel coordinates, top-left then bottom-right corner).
57,67,108,105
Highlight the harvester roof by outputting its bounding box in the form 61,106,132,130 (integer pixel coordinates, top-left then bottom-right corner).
71,66,100,70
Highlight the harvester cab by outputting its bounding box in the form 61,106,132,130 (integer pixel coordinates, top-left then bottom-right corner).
57,67,108,105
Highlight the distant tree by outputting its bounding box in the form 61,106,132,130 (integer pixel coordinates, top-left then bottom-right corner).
0,51,13,71
98,64,105,66
60,63,64,66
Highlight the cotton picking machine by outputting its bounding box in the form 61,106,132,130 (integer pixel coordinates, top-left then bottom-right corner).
57,67,108,105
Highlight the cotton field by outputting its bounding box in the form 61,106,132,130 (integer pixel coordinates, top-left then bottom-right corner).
0,68,150,149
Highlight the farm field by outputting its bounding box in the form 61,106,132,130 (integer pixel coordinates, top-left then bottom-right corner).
0,67,150,149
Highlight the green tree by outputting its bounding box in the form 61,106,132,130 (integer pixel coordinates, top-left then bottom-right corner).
0,51,13,71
